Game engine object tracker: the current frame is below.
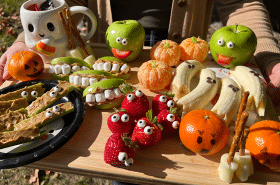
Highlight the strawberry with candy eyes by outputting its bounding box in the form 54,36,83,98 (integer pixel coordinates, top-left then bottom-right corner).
121,90,149,120
107,109,136,134
104,133,138,168
157,107,181,137
152,93,176,116
131,110,162,148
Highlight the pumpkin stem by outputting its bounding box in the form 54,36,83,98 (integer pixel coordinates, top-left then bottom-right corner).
163,42,170,49
277,130,280,134
204,115,210,120
192,36,197,44
151,61,158,68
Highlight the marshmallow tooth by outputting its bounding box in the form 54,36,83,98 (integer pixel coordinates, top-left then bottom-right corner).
97,63,104,71
113,88,123,98
69,75,74,83
120,64,129,72
103,62,112,72
49,65,54,73
71,65,81,73
73,76,82,85
81,66,90,71
61,64,71,75
112,63,120,71
92,63,98,70
86,94,95,103
54,65,62,74
95,93,106,103
89,78,98,85
82,77,90,87
104,89,115,100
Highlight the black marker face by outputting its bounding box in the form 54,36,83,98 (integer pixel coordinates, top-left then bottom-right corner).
47,22,55,31
28,24,34,32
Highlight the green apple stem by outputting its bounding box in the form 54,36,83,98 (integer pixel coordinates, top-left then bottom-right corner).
124,20,126,24
192,36,197,44
234,24,238,33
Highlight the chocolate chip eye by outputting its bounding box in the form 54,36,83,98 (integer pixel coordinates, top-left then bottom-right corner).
167,100,175,107
118,152,128,162
127,94,135,101
124,158,134,166
167,114,175,122
144,126,153,135
137,120,146,128
211,139,216,145
52,105,61,112
53,86,61,92
46,110,54,117
159,96,167,102
49,91,57,98
28,24,34,32
135,90,143,97
197,136,203,144
47,22,55,31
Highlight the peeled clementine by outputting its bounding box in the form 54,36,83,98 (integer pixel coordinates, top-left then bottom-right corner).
180,36,209,62
8,51,44,81
179,109,229,155
137,60,172,91
150,40,181,66
246,120,280,172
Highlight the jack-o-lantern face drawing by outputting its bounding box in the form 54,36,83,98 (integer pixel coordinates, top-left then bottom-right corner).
8,51,44,81
179,109,229,155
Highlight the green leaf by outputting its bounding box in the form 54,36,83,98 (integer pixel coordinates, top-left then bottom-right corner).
146,110,153,122
192,36,197,44
163,42,170,49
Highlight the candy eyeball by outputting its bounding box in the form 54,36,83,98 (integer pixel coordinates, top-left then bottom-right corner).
31,91,38,97
144,126,153,135
227,42,234,49
172,121,179,129
118,152,128,162
46,110,54,117
218,38,224,46
127,94,135,101
49,91,57,98
137,120,146,128
21,91,28,98
116,37,122,43
159,95,167,102
167,100,175,107
111,114,120,122
124,158,134,166
54,85,62,92
167,114,175,122
121,114,129,122
122,38,128,45
135,90,143,97
52,105,60,112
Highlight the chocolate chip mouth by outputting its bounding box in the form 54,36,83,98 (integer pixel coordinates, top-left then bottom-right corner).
200,149,209,154
39,34,45,38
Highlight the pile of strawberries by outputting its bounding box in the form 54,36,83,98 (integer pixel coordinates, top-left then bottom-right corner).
104,90,181,168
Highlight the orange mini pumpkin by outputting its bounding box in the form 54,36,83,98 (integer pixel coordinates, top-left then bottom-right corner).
180,36,209,62
246,120,280,172
179,109,229,155
137,60,172,91
8,51,44,81
150,40,181,66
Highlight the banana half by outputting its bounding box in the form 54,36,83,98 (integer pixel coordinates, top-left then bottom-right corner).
230,66,267,116
171,60,203,101
211,77,242,125
177,68,219,117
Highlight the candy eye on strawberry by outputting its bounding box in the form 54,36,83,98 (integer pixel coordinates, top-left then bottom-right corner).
144,126,153,135
124,158,134,166
135,90,143,97
127,94,135,101
172,121,179,129
159,95,167,102
118,152,128,162
167,114,175,122
121,114,129,122
167,100,175,107
137,120,146,128
111,114,120,122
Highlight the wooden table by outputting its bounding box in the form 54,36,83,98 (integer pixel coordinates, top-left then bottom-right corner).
1,43,280,185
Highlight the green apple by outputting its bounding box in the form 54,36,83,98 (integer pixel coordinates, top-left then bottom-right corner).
105,20,145,62
210,25,257,68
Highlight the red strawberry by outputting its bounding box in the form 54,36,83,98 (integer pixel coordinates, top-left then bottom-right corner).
104,133,137,167
107,109,136,134
131,110,162,148
121,90,149,120
152,93,176,116
157,108,180,137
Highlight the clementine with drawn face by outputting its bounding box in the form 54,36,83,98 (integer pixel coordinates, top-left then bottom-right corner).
179,109,229,155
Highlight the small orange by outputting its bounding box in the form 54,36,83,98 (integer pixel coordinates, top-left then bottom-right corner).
137,60,172,91
180,36,209,62
150,40,181,66
246,120,280,172
179,109,229,155
8,51,44,81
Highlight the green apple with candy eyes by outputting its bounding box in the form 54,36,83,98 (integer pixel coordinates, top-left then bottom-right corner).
105,20,145,62
210,25,257,68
